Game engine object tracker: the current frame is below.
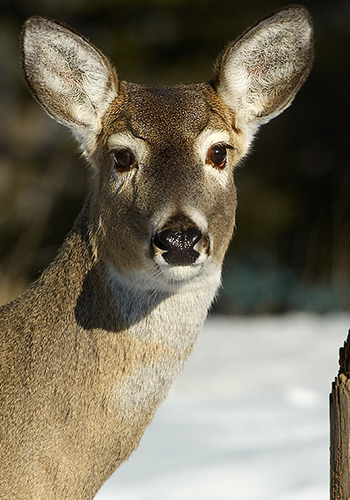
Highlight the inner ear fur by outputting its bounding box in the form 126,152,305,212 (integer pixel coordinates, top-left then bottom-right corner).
212,5,314,133
21,16,118,144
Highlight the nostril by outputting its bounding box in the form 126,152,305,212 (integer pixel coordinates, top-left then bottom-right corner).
179,228,202,251
187,228,202,248
153,232,169,252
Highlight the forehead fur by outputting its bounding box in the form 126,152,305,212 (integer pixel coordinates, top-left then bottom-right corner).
103,82,234,144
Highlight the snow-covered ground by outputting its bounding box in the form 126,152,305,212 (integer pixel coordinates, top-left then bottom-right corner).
96,313,350,500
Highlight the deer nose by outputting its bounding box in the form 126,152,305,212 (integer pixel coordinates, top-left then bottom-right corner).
153,227,202,265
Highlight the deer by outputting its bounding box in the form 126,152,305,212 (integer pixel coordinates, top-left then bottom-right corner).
0,5,313,499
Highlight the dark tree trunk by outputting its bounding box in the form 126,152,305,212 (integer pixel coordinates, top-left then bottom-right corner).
330,330,350,499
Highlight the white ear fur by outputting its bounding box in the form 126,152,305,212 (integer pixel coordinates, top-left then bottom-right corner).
21,17,118,150
214,5,313,138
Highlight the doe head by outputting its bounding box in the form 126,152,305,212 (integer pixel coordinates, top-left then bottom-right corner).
21,6,313,293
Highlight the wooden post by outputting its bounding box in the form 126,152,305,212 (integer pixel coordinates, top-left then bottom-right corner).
330,330,350,499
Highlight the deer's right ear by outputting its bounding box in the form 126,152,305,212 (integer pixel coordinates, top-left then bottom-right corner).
212,5,313,138
21,17,118,149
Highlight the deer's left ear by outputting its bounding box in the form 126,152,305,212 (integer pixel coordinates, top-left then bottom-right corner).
212,5,313,137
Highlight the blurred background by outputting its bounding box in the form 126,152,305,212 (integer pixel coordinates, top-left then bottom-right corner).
0,0,349,314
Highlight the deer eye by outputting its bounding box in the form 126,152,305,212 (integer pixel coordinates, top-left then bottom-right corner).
207,144,228,169
112,149,136,172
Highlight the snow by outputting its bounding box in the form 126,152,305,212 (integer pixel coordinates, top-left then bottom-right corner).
95,313,350,500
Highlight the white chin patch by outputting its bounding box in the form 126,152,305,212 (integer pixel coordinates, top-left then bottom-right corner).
158,262,202,282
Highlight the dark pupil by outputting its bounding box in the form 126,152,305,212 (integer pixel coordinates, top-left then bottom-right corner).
210,145,226,168
114,150,133,171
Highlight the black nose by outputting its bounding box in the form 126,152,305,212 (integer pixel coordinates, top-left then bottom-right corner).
153,227,202,265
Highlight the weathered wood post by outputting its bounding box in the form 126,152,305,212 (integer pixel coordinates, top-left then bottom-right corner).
330,330,350,499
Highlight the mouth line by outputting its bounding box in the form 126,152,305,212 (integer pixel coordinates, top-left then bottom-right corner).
160,249,200,266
